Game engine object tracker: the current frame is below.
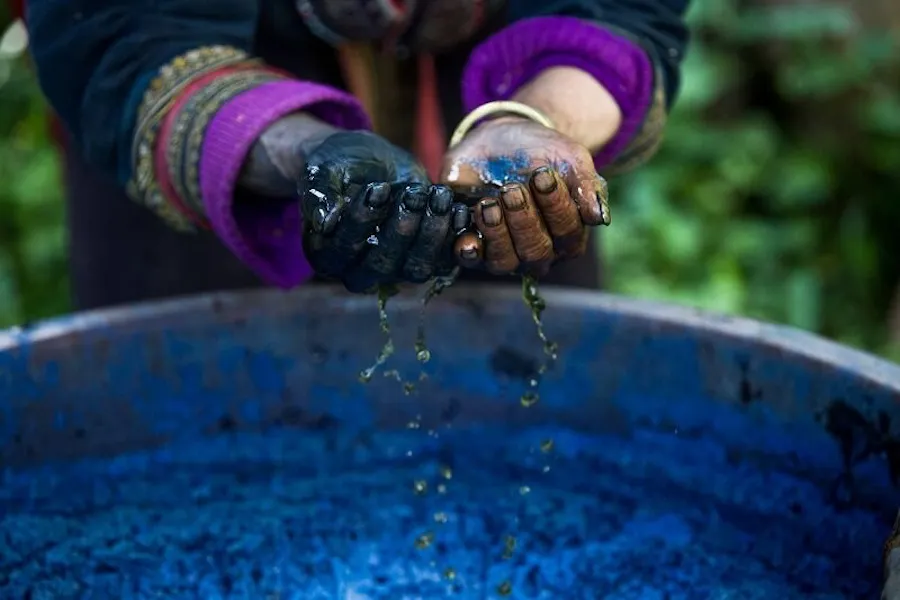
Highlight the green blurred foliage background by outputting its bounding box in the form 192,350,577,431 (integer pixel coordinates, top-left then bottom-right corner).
0,0,898,360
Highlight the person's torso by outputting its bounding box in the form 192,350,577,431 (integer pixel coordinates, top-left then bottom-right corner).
254,0,509,148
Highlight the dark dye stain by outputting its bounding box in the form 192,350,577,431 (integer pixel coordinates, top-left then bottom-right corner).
737,359,761,405
308,343,329,363
821,398,899,491
311,413,340,431
268,405,339,432
879,410,892,435
276,405,306,426
216,413,238,432
441,397,462,423
352,431,376,452
456,297,485,320
886,439,900,484
93,562,118,575
219,573,233,593
490,346,539,382
824,400,880,466
437,444,455,471
73,427,86,439
526,565,541,588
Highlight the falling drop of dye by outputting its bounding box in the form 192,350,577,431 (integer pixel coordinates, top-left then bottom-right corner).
433,511,448,524
440,465,453,480
502,535,517,559
415,531,435,550
444,568,456,580
520,391,539,407
519,485,531,495
407,420,421,430
412,270,458,380
520,274,559,375
497,580,512,596
539,438,554,453
437,483,447,494
413,480,428,495
360,286,398,382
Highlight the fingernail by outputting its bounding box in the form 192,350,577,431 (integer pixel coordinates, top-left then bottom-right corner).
596,175,609,197
455,235,479,259
452,204,471,231
429,186,452,215
480,199,502,227
533,167,557,193
401,185,427,211
598,191,611,225
313,207,327,231
501,184,526,211
365,182,390,207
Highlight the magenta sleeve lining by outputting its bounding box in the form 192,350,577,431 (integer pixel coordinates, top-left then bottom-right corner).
199,80,371,288
461,16,656,170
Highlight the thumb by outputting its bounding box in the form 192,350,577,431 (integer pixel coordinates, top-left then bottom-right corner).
440,149,489,187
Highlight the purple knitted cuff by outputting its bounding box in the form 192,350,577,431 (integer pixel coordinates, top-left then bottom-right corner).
462,16,655,170
199,80,372,289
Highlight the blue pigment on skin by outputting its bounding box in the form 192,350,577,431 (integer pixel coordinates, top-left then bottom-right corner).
473,151,533,185
0,424,884,599
470,151,573,187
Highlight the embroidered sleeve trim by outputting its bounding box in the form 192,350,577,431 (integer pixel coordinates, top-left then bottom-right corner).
127,46,272,231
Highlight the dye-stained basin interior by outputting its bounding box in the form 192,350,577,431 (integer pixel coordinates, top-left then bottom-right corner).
0,286,898,599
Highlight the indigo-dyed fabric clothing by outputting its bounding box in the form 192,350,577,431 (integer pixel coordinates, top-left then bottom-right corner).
22,0,690,309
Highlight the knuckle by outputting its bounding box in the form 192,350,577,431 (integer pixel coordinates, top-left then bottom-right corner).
488,258,518,275
540,195,567,213
520,236,554,263
486,246,519,274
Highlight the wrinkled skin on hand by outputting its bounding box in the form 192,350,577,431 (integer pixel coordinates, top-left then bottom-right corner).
299,131,462,293
441,117,610,278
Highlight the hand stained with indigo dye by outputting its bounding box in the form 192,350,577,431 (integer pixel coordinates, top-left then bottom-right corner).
440,118,610,279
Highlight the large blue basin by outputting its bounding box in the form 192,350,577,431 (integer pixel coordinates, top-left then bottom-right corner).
0,286,898,599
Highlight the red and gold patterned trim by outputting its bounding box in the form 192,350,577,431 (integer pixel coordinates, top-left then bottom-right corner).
126,46,262,231
163,67,288,224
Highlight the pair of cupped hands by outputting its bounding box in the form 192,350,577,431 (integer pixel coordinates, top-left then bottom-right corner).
293,117,610,293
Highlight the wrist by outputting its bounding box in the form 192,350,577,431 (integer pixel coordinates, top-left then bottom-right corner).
511,66,622,153
239,112,339,197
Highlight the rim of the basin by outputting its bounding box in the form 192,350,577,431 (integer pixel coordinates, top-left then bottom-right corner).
1,285,899,393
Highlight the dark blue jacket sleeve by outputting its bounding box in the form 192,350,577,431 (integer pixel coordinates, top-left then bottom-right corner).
508,0,691,107
25,0,259,182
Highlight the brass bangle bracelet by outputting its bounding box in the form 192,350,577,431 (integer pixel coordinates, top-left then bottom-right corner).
448,100,555,148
